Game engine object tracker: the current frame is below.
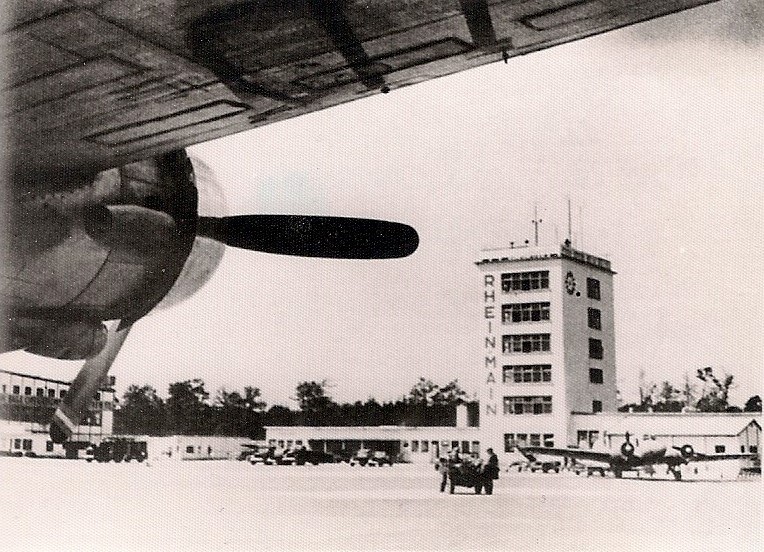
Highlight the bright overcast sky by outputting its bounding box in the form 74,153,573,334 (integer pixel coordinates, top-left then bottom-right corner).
4,0,762,408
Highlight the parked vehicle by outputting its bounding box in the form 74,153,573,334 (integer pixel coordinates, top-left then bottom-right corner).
246,446,275,465
368,451,393,466
529,459,561,473
294,448,337,465
87,438,147,463
349,448,371,466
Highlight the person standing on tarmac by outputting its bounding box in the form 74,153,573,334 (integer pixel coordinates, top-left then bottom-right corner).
436,456,450,492
481,448,500,495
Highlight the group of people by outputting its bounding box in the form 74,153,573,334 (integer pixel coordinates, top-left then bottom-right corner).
436,447,499,495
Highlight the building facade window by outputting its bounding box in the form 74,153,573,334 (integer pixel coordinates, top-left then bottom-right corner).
501,271,549,292
587,277,601,300
36,388,44,397
411,440,419,453
592,400,603,413
503,334,551,354
505,433,554,452
715,445,726,453
503,395,553,415
12,385,20,395
589,368,604,384
587,308,601,330
502,302,550,324
577,430,600,448
589,338,603,359
503,364,552,383
24,386,32,396
48,389,55,398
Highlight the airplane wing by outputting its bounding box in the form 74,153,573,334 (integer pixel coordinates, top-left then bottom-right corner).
688,452,758,462
4,0,718,179
518,445,614,464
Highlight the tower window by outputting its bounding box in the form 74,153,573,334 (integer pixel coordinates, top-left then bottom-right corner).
587,278,601,300
503,396,552,415
588,338,603,360
503,334,551,354
592,400,603,413
501,271,549,292
587,308,601,330
503,364,552,383
502,302,550,323
589,368,604,384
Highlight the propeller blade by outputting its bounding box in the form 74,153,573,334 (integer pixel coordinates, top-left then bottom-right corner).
197,215,418,259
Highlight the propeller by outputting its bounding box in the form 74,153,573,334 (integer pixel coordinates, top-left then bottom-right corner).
673,444,695,459
620,432,635,457
197,215,419,259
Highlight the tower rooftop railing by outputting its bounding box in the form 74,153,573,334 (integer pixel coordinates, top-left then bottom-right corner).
476,242,612,273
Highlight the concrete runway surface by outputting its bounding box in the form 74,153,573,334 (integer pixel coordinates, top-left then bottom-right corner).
0,458,760,552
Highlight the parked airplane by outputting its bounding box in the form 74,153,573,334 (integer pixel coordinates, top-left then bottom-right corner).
518,432,756,480
1,0,718,442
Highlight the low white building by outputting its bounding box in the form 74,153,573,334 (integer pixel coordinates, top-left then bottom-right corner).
136,435,251,461
569,412,760,456
264,425,481,463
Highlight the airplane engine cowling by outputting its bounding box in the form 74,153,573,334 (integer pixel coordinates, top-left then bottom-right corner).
679,444,694,459
25,321,108,360
620,441,635,457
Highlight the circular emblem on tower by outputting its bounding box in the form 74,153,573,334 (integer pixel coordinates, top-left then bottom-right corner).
565,271,576,295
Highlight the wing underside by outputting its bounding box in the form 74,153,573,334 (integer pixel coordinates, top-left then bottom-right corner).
519,445,614,464
3,0,717,179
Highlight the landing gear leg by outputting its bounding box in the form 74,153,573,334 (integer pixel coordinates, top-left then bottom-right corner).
669,466,682,481
50,322,131,443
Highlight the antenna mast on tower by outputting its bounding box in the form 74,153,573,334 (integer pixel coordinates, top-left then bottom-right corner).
532,204,543,246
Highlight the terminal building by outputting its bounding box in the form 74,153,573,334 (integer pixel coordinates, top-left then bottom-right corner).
0,369,115,457
475,240,618,453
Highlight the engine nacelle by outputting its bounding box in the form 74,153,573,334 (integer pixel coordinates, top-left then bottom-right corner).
3,150,199,357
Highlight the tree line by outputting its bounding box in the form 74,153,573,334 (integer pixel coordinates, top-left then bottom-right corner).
620,366,761,413
113,377,476,439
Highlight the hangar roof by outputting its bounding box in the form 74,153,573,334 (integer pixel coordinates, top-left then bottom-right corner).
573,413,762,437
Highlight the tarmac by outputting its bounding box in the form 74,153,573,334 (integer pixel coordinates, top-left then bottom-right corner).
0,457,760,551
